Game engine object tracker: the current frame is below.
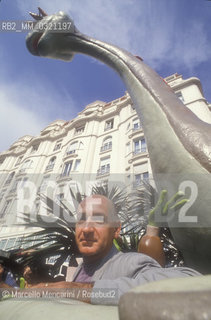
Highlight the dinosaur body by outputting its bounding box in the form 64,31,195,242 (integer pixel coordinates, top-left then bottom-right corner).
26,11,211,273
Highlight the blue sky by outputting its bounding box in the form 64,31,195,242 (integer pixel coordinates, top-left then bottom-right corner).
0,0,210,152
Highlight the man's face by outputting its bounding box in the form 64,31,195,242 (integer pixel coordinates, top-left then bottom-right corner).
75,195,121,262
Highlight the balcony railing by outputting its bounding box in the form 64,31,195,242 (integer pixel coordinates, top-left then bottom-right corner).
132,124,141,131
97,165,110,176
75,128,84,136
57,171,72,180
45,163,55,171
66,150,76,155
133,147,147,155
60,172,70,178
100,142,112,152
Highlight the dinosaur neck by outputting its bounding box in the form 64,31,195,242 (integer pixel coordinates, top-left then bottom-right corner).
70,32,211,174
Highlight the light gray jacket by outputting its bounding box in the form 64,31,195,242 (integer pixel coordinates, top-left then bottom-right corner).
73,246,201,305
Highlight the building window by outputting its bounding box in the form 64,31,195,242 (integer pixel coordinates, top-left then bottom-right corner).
0,157,5,166
134,174,141,187
66,141,78,155
134,172,149,187
19,160,33,173
15,156,23,166
75,126,85,135
10,179,21,193
143,172,149,180
56,193,64,204
133,138,147,155
101,137,112,152
176,91,184,102
0,199,12,219
31,143,40,153
62,161,73,177
104,119,114,131
53,140,62,151
21,177,28,188
39,175,50,193
11,177,28,193
74,159,81,171
97,157,110,176
133,118,141,131
4,172,15,186
45,157,56,171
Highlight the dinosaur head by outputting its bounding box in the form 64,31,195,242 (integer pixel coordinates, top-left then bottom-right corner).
26,9,79,61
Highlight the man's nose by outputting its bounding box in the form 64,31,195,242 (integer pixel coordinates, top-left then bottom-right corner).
81,221,95,231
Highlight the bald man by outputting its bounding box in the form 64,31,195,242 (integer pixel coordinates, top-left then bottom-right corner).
75,194,121,264
19,194,200,305
71,194,200,304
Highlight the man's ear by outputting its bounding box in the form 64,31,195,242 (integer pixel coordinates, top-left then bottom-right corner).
113,223,121,239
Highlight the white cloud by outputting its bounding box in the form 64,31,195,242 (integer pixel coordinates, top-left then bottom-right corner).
171,21,211,71
0,89,46,152
0,76,77,153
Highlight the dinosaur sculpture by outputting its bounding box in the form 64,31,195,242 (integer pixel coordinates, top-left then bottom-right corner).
26,10,211,274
